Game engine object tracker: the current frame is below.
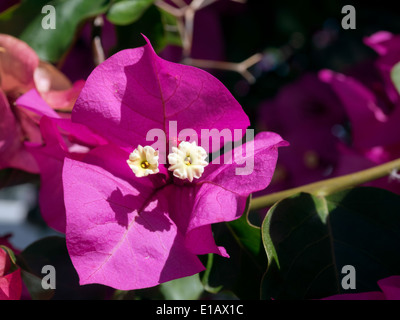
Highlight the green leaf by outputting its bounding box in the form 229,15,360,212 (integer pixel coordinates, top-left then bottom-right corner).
261,187,400,300
391,61,400,95
0,0,112,63
160,274,204,300
201,196,267,299
228,199,264,258
20,269,55,300
111,5,181,56
0,245,19,272
159,7,182,47
200,253,223,294
111,4,163,54
107,0,154,26
0,0,50,37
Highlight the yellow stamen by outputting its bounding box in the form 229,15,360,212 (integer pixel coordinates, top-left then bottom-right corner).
141,161,150,169
184,156,192,166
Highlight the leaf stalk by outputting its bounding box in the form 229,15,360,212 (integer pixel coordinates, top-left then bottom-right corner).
250,158,400,211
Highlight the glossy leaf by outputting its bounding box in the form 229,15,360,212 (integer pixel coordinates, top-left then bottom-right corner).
261,187,400,300
112,5,181,54
160,274,204,300
107,0,154,26
0,0,111,63
159,7,182,48
0,0,49,37
20,269,54,300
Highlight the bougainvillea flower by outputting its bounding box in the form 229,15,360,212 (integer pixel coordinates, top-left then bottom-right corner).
0,247,22,300
320,69,400,153
127,145,160,178
0,34,37,96
319,68,400,195
62,37,287,289
0,33,84,109
316,31,400,194
363,31,400,106
322,275,400,300
34,61,85,111
16,89,107,233
319,31,400,152
0,89,37,173
256,73,346,193
0,33,84,173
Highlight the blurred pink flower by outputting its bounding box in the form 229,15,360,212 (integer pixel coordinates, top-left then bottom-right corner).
257,73,346,193
320,31,400,194
258,31,400,196
0,246,21,300
16,90,107,233
364,31,400,106
62,37,287,290
0,33,84,173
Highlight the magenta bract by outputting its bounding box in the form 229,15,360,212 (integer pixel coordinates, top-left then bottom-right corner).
0,248,21,300
63,37,287,290
17,89,107,233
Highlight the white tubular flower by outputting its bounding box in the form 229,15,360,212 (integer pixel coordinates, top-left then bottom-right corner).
168,141,208,182
127,145,159,177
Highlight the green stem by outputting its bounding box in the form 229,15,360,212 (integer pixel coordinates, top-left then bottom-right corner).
250,158,400,211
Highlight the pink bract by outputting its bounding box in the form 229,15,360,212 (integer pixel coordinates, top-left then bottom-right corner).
0,34,85,173
319,32,400,194
0,248,22,300
63,37,288,289
17,90,107,233
364,31,400,105
257,73,346,193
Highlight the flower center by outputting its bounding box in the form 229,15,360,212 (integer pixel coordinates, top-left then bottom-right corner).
141,161,150,169
168,141,208,182
184,155,192,166
127,145,159,177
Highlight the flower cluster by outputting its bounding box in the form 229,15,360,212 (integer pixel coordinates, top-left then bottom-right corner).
319,31,400,194
258,31,400,196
